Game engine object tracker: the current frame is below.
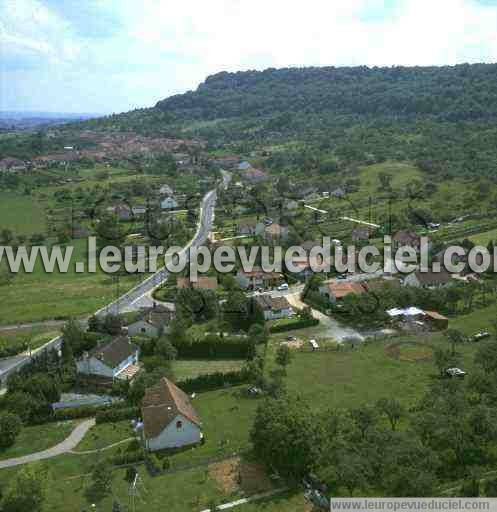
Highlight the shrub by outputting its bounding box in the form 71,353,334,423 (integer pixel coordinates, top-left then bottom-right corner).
0,412,22,448
175,335,250,359
177,369,249,393
269,317,319,333
53,400,129,422
109,449,145,466
54,405,102,421
145,453,162,476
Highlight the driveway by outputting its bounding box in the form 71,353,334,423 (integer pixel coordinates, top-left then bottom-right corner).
0,418,95,469
285,291,364,342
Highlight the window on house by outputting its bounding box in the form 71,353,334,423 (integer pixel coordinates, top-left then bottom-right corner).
141,327,146,333
176,420,183,429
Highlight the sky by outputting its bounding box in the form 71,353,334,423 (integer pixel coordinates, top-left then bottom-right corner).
1,0,497,115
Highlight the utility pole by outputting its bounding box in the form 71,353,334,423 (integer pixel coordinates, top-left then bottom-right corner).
129,471,146,512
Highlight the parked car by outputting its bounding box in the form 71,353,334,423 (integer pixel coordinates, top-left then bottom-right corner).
277,283,289,291
446,367,467,378
336,274,348,280
470,331,490,342
286,335,297,342
304,489,329,510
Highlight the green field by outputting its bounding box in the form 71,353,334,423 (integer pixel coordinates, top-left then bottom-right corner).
469,228,497,246
0,239,142,324
0,326,60,353
0,191,46,235
71,420,134,453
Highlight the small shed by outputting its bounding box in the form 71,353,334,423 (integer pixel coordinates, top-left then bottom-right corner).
424,311,449,330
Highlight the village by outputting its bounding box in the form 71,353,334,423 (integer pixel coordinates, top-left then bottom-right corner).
1,143,497,511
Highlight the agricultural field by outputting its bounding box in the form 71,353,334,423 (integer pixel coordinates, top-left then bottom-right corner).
0,191,46,235
0,325,61,354
0,239,143,324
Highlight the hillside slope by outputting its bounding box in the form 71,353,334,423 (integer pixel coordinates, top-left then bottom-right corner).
156,64,497,122
72,64,497,178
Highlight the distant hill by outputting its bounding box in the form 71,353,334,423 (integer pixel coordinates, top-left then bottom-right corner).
0,111,101,131
66,64,497,177
155,64,497,122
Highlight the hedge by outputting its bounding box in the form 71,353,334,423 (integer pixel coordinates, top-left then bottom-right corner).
53,399,128,422
175,335,250,359
95,406,139,424
177,369,249,393
54,405,102,421
109,449,145,466
269,317,319,333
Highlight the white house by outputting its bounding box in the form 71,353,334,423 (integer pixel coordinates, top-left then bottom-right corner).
142,377,202,451
76,336,139,380
160,196,179,210
126,305,175,338
255,295,293,320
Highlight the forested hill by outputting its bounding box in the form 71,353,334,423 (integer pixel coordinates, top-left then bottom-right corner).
73,64,497,178
156,64,497,122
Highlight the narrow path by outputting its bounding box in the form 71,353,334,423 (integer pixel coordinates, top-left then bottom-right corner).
200,487,289,512
69,436,137,455
0,418,95,469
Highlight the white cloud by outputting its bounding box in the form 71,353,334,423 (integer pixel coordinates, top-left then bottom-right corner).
3,0,497,112
0,0,81,64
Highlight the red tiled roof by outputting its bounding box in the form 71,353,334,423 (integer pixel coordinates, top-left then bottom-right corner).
326,281,366,299
142,378,201,438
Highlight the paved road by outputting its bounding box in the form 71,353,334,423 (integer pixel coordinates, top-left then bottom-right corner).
0,419,95,469
0,185,220,385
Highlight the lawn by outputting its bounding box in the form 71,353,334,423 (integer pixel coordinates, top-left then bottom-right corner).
158,386,260,468
450,303,497,335
282,333,477,410
72,420,135,453
173,359,245,381
0,420,78,461
38,462,223,512
0,191,46,235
